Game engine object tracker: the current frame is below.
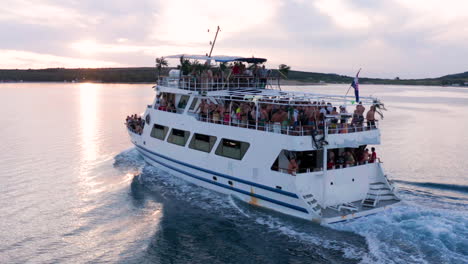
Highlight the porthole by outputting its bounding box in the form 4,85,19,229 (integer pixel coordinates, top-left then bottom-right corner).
330,182,334,185
352,178,355,182
228,180,233,186
145,114,151,125
276,186,282,190
213,176,217,181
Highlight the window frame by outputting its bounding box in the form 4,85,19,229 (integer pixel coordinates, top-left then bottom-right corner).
215,138,250,160
188,133,217,153
150,123,169,140
167,128,191,147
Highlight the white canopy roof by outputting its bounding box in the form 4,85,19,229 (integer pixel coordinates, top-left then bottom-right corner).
164,54,267,63
165,54,241,62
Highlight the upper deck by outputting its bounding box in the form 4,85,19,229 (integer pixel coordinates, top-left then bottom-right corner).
153,54,384,144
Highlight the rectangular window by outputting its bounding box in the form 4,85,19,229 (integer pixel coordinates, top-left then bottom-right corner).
177,95,190,110
150,124,168,140
189,133,217,153
167,128,190,146
215,138,250,160
189,97,198,111
271,150,323,174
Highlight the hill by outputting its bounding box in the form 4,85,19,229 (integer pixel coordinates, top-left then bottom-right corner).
0,67,467,86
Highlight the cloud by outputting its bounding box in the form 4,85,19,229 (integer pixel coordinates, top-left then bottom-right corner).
0,49,121,69
0,0,98,28
150,0,283,45
313,0,371,29
0,0,467,78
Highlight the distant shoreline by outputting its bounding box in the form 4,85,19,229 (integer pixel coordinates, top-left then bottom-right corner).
2,80,466,88
0,67,467,87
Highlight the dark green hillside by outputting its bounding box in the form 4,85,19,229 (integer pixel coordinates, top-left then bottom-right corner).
0,67,158,83
0,67,466,86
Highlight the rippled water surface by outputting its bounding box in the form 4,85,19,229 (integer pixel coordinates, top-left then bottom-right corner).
0,83,467,263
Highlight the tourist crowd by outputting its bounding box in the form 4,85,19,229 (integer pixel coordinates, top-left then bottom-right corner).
164,62,273,90
327,147,380,169
192,98,379,135
126,114,145,135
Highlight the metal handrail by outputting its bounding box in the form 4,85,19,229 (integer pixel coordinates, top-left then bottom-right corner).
157,76,280,91
193,114,379,136
152,102,380,136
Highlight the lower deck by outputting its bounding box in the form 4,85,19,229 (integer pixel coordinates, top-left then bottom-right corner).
321,199,400,223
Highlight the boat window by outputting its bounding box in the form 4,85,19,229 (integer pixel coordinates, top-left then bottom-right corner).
189,97,198,111
215,138,250,160
167,128,190,146
189,133,217,153
177,95,190,110
271,150,323,174
150,124,168,140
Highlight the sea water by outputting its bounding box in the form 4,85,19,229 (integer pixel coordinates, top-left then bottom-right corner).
0,83,466,263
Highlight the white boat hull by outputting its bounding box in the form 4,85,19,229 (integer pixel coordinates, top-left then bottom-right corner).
126,84,400,224
131,132,400,224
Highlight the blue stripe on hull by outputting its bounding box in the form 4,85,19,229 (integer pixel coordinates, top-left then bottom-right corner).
136,147,309,214
134,144,299,199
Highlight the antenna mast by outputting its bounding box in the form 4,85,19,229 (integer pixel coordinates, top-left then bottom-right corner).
208,26,221,57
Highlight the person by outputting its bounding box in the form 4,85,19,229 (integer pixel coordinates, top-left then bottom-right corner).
362,148,370,164
231,104,239,125
329,107,339,133
259,105,268,130
195,99,208,121
356,102,365,116
339,105,348,123
240,103,250,127
232,62,241,75
206,62,213,87
167,102,176,113
319,106,327,116
258,65,268,88
159,95,167,111
292,107,299,129
326,103,333,114
271,107,284,133
366,105,376,129
327,151,335,169
288,157,298,175
370,147,378,163
356,102,365,130
212,105,220,123
336,152,345,168
155,94,161,109
281,107,290,133
223,103,231,125
345,151,355,166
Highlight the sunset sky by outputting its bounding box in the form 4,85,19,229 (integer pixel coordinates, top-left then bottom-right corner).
1,0,467,78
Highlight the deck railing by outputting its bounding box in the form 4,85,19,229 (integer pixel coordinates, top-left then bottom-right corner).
157,76,280,91
274,160,380,176
153,105,379,136
195,115,378,136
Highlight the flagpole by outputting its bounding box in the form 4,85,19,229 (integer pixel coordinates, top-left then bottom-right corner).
345,68,361,104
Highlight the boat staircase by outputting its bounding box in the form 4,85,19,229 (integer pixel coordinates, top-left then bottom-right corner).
301,193,322,216
328,203,359,212
362,180,399,208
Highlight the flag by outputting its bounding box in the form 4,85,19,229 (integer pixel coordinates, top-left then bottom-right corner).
351,69,361,102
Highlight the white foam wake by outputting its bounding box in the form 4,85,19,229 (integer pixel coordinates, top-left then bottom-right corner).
330,201,468,264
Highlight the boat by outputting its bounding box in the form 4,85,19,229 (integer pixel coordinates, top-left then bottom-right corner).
125,54,400,224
